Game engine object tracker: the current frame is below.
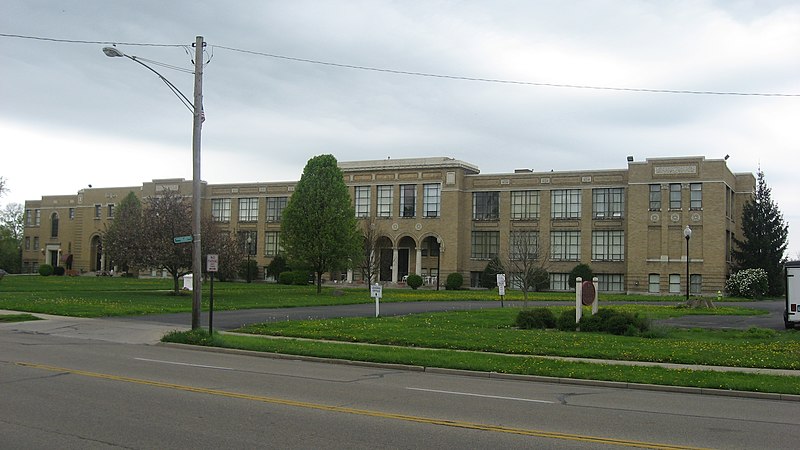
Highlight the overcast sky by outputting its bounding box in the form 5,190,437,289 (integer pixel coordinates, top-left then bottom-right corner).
1,0,798,258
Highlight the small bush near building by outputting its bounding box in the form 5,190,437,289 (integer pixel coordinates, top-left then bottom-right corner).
557,309,579,331
515,308,556,329
39,264,54,276
568,263,594,288
725,268,769,299
53,266,65,276
406,274,423,290
278,271,294,285
446,272,463,290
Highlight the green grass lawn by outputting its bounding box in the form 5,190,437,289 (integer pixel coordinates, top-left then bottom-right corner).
0,313,42,323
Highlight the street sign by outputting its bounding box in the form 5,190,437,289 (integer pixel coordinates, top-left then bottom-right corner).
207,254,219,272
173,235,193,244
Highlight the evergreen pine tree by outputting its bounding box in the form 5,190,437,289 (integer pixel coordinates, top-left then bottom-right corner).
732,168,788,296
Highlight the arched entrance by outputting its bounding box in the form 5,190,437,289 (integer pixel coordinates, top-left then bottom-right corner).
90,235,103,272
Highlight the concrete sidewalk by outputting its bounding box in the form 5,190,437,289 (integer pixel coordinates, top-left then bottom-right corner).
0,309,188,345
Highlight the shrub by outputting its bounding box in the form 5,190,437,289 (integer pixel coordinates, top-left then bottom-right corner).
39,264,54,276
406,274,423,290
525,267,550,292
291,270,311,285
578,308,650,336
238,260,259,282
568,263,594,289
516,308,556,329
557,309,579,331
725,268,769,299
278,271,294,285
53,266,66,276
445,272,463,290
480,257,503,289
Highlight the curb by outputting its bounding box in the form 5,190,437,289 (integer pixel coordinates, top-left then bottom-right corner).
159,342,800,403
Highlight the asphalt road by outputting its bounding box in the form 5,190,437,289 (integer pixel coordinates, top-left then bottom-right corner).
112,299,789,331
2,329,798,449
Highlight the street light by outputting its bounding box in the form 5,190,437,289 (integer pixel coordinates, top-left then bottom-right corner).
103,36,206,330
684,225,692,302
246,234,253,283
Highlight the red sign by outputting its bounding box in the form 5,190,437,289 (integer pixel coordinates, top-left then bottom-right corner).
581,280,596,306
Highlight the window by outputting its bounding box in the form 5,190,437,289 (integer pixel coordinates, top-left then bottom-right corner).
648,274,660,293
591,231,624,261
94,204,102,219
510,190,540,220
551,231,580,261
470,271,483,288
473,192,499,220
592,188,624,219
669,274,681,293
25,236,30,250
509,231,539,260
649,184,661,210
355,187,371,218
25,209,32,226
238,198,259,222
35,209,41,225
669,183,681,209
50,213,59,238
400,184,416,218
33,236,40,250
690,274,702,294
264,231,282,257
69,208,75,220
549,273,570,291
422,183,441,218
238,231,257,255
551,189,581,219
471,231,499,259
597,274,624,292
690,183,702,210
211,198,231,222
377,185,393,218
107,204,115,218
266,197,288,222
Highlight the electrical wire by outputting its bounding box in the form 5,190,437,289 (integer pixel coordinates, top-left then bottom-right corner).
213,44,800,98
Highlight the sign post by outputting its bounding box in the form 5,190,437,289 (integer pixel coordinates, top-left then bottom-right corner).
496,273,506,307
370,283,383,317
207,254,218,333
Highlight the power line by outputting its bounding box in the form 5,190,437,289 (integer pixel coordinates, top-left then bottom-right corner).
0,32,184,48
214,44,800,98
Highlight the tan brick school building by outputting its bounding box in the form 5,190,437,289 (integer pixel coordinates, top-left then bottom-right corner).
21,156,754,295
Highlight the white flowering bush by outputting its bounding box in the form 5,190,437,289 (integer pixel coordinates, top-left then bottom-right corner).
725,268,769,298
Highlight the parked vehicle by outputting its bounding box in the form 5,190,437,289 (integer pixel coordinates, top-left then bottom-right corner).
785,261,800,329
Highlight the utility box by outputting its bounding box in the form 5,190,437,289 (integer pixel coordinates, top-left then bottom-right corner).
785,261,800,329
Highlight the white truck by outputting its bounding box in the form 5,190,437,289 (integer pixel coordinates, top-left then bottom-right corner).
785,261,800,329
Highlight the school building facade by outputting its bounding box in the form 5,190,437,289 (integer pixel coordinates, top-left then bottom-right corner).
21,155,754,295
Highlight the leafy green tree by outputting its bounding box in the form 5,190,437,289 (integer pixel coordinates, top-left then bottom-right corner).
0,203,23,273
281,155,363,293
732,169,789,296
103,192,143,274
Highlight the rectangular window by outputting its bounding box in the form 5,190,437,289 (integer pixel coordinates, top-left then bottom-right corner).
669,183,681,209
33,236,40,250
472,192,499,220
690,274,702,294
400,184,416,218
471,231,499,259
592,188,624,219
550,231,580,261
551,189,581,219
238,231,257,255
355,186,371,218
510,190,540,220
509,231,539,260
549,273,570,291
107,204,115,218
377,185,393,218
690,183,702,210
25,209,32,226
422,183,441,218
35,209,41,225
238,198,259,222
597,274,624,292
264,231,282,257
648,274,660,293
94,205,101,219
25,236,30,250
69,208,75,220
266,197,288,222
649,184,661,210
669,274,681,293
211,198,231,222
591,230,625,261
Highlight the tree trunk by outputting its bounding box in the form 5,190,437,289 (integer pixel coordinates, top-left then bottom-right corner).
316,271,323,294
172,274,180,295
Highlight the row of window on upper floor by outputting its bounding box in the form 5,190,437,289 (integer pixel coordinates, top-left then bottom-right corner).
649,183,703,211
